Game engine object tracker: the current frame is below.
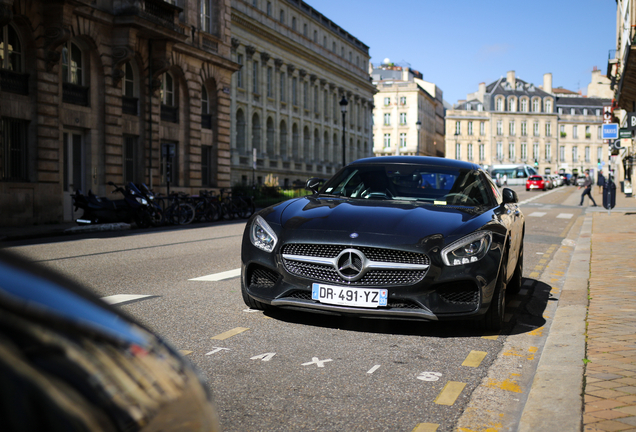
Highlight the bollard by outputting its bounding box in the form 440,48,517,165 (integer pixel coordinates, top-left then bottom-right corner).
603,180,617,214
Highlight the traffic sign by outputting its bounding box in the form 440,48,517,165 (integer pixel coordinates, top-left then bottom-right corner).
602,123,619,139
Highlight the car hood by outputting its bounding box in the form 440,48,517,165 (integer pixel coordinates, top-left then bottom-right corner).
270,196,493,245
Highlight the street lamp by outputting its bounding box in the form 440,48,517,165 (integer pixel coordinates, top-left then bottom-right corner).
339,95,348,167
415,120,422,156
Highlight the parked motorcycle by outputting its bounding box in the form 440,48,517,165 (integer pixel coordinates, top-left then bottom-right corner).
73,182,152,228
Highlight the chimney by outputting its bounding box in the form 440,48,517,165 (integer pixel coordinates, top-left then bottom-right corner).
507,71,516,89
543,73,553,94
479,82,486,94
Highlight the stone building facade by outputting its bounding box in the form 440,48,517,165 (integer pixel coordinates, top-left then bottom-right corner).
0,0,238,226
229,0,375,188
446,70,610,177
371,64,445,158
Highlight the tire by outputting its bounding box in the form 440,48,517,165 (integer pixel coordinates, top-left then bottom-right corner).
508,243,524,295
205,203,220,222
241,277,268,310
177,203,195,225
149,207,164,227
221,202,235,220
483,258,507,332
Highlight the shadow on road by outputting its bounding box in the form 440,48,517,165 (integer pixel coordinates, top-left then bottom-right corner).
263,277,551,339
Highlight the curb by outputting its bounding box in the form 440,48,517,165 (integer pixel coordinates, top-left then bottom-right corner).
64,223,131,234
517,214,592,431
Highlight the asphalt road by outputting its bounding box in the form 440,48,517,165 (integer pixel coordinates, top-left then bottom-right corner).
3,184,587,431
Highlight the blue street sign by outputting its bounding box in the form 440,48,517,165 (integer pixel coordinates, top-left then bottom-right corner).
602,123,619,140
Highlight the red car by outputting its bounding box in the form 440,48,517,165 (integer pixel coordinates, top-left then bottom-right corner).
526,175,548,191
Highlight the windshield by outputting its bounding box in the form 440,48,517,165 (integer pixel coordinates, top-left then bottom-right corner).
320,164,494,207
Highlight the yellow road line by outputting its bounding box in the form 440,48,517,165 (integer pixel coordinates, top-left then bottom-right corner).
179,350,193,356
211,327,250,340
462,351,488,368
412,423,439,432
434,381,466,406
482,334,499,340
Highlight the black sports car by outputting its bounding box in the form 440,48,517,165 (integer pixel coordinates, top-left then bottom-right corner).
241,156,525,330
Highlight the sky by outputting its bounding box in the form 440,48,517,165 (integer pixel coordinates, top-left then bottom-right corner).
304,0,617,105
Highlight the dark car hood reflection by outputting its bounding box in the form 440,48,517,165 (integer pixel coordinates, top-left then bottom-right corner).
280,196,486,239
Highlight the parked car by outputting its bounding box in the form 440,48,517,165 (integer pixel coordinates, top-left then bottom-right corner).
0,250,221,432
526,175,549,191
550,174,563,187
543,176,554,189
241,156,525,331
576,176,586,186
559,173,572,186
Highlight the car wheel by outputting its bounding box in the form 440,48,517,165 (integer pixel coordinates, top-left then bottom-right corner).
241,277,269,310
483,260,507,332
508,243,524,295
526,188,529,191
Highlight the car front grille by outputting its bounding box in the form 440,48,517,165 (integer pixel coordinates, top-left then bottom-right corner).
281,243,430,287
437,282,480,305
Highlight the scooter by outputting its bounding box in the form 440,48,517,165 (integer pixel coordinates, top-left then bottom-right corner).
73,182,151,227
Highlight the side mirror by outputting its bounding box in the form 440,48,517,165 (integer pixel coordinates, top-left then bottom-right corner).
305,178,325,194
502,187,518,204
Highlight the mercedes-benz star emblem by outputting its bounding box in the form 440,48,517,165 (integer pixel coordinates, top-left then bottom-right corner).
336,249,365,281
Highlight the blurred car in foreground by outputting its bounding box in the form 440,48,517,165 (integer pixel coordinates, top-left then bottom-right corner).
241,156,525,331
526,175,549,191
0,250,220,432
559,173,572,185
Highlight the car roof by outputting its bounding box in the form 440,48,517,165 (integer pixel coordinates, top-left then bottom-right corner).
351,156,482,171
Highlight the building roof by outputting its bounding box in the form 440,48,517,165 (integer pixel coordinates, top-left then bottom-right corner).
486,77,552,98
555,96,611,107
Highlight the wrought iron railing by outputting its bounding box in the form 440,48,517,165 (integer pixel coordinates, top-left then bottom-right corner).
201,114,212,129
161,104,179,123
122,96,138,115
63,82,89,106
0,70,28,95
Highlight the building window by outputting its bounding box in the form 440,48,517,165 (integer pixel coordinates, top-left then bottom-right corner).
313,30,317,43
533,143,539,162
324,90,328,117
384,113,391,126
383,133,391,148
62,41,83,85
467,121,473,135
479,143,485,161
0,117,28,182
292,17,296,31
496,142,503,161
560,124,566,137
545,143,551,161
122,62,138,115
545,122,552,137
521,142,527,161
279,9,285,24
467,143,473,160
292,77,297,105
161,72,174,106
332,41,336,52
509,121,515,136
597,146,603,163
314,86,319,113
558,107,563,115
585,125,591,139
455,121,461,135
508,98,516,112
596,109,601,116
252,61,259,94
201,84,212,130
266,67,273,97
597,126,602,139
571,108,576,115
399,112,407,125
267,1,272,15
520,98,528,112
521,121,527,136
0,24,23,72
384,97,390,106
399,133,407,148
280,72,285,102
201,145,215,187
572,146,578,162
560,146,565,162
400,96,406,105
545,99,552,113
573,125,578,139
480,122,485,135
237,54,244,88
496,121,503,136
533,121,539,137
123,135,137,183
455,143,461,160
200,0,218,34
585,146,590,162
303,81,308,109
496,98,503,111
303,23,308,37
509,143,515,160
532,98,540,112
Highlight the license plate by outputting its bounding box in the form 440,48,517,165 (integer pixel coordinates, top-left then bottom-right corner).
311,283,388,308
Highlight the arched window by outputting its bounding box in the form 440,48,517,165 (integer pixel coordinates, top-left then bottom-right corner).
280,120,288,159
324,131,330,161
333,133,339,164
314,129,320,161
236,109,246,154
266,117,275,155
161,72,174,106
495,97,503,112
201,84,213,130
545,99,553,113
252,113,261,152
62,41,83,85
292,123,299,159
532,98,540,113
520,98,528,112
303,126,310,159
508,97,516,112
122,62,138,115
0,24,22,72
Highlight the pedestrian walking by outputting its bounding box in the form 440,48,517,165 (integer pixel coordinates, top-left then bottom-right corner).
502,174,508,186
579,172,598,206
597,171,606,194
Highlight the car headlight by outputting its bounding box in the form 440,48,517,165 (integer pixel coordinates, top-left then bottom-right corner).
441,231,492,266
250,215,278,253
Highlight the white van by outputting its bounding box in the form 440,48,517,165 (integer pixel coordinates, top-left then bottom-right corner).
489,164,539,186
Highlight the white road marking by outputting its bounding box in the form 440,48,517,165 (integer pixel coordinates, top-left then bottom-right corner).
302,357,333,368
101,294,155,305
243,308,261,313
189,268,241,281
557,213,574,219
417,372,442,381
528,212,547,217
251,353,276,362
205,347,230,355
367,365,381,374
517,187,561,205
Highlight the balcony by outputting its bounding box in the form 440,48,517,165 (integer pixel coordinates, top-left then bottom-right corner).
161,104,179,123
122,96,138,115
63,82,89,106
114,0,186,40
201,114,212,130
0,70,29,95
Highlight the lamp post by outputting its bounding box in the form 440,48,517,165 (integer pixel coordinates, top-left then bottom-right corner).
339,95,348,167
415,120,422,156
